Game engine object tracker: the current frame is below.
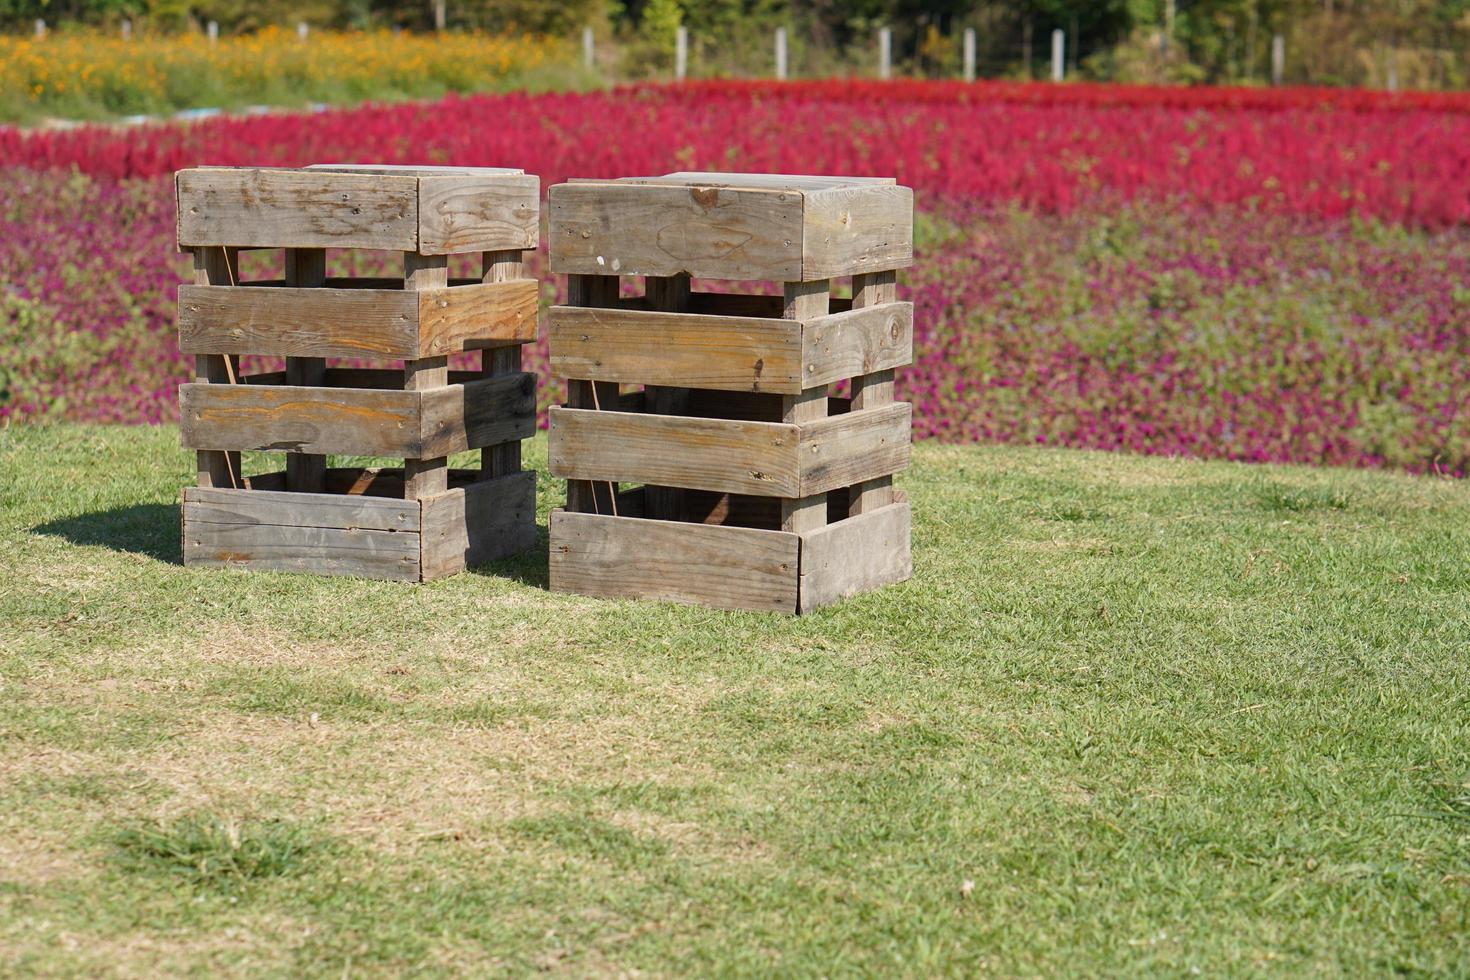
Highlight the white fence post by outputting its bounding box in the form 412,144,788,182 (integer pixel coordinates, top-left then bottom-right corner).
433,0,446,31
121,19,132,40
675,25,688,80
775,27,788,80
1051,29,1064,81
1271,34,1284,84
207,20,219,43
878,26,892,79
34,18,45,38
582,26,594,68
297,21,310,41
963,27,976,82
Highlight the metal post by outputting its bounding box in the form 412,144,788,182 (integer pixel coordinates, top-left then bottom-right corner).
1051,29,1064,81
879,26,892,79
775,27,788,80
675,25,688,80
583,26,594,68
1271,33,1284,85
963,27,976,82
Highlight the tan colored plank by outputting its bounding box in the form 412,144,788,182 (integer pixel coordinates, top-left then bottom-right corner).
653,172,897,191
179,285,418,358
798,501,912,612
183,518,421,581
418,470,536,579
548,306,803,394
421,279,539,355
549,510,800,613
802,301,912,390
781,282,830,534
417,173,539,255
549,183,804,280
176,168,419,250
403,252,450,499
799,402,912,496
801,184,914,280
849,270,901,514
181,383,425,457
182,485,418,532
549,407,800,497
480,249,528,480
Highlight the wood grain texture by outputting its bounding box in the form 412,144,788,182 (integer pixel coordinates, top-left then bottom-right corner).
849,271,901,515
548,306,803,393
549,509,800,613
480,249,528,480
781,282,830,534
416,174,539,254
801,184,914,280
190,245,241,490
177,168,419,250
418,470,536,578
420,279,539,355
798,500,911,612
798,402,912,496
549,182,804,280
549,407,800,497
183,485,418,532
802,301,913,390
420,371,537,459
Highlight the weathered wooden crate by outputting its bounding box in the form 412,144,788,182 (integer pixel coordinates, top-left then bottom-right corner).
176,164,540,582
545,172,915,613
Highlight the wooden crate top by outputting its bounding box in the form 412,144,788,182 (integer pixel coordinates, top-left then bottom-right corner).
549,172,913,282
176,164,539,254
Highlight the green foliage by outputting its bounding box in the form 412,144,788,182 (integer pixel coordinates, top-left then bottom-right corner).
110,814,334,892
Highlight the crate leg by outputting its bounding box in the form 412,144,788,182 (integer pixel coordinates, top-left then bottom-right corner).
191,246,242,490
782,280,830,533
404,252,449,501
481,249,525,480
284,247,327,492
645,274,692,520
565,274,621,514
849,270,898,516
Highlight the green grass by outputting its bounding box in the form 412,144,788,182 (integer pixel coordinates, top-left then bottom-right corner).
1,424,1467,975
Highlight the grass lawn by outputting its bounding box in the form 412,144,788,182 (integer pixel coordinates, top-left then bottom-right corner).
1,424,1467,976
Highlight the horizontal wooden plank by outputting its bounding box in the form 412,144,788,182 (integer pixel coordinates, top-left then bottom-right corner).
798,501,912,611
801,184,914,280
420,279,539,355
417,173,540,254
421,372,537,458
651,172,897,191
306,163,525,177
182,484,419,532
177,168,419,250
183,517,421,581
549,183,804,281
549,510,799,613
799,403,912,495
548,306,803,393
802,301,914,388
419,470,536,579
178,284,419,358
548,407,799,497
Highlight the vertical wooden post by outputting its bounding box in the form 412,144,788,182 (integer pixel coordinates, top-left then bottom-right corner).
675,26,688,80
849,270,898,517
403,252,449,500
1271,33,1285,85
481,249,524,480
1051,29,1065,81
878,27,892,79
775,27,788,80
283,248,327,493
191,247,241,490
963,27,976,82
781,280,830,534
583,26,595,68
645,274,692,520
565,274,620,515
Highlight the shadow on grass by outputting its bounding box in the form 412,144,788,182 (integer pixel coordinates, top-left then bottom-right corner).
33,502,180,564
467,522,550,590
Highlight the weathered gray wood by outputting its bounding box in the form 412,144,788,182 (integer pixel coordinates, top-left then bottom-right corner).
420,371,537,460
782,281,830,534
480,249,528,480
798,500,911,611
549,510,800,613
803,301,912,390
548,306,803,393
191,246,241,490
284,247,327,493
403,252,450,499
183,485,418,532
549,407,800,497
177,168,420,251
802,183,914,280
652,172,896,191
561,273,621,516
849,270,902,515
183,517,421,581
549,182,804,280
417,173,539,254
799,402,911,496
419,470,536,578
178,279,537,359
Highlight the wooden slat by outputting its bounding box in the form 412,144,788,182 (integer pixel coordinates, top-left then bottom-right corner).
424,279,539,354
176,168,419,250
182,485,419,532
799,402,912,496
781,281,830,534
182,519,421,582
549,407,799,497
802,300,913,390
418,470,536,579
801,184,914,280
549,510,800,613
480,250,528,480
548,306,803,393
653,172,897,191
181,383,425,457
420,371,538,460
798,501,912,612
416,174,539,255
403,252,449,500
549,183,804,280
849,271,901,515
190,245,241,490
561,273,621,516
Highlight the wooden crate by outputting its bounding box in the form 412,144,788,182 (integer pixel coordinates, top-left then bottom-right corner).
546,173,915,613
176,164,540,582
